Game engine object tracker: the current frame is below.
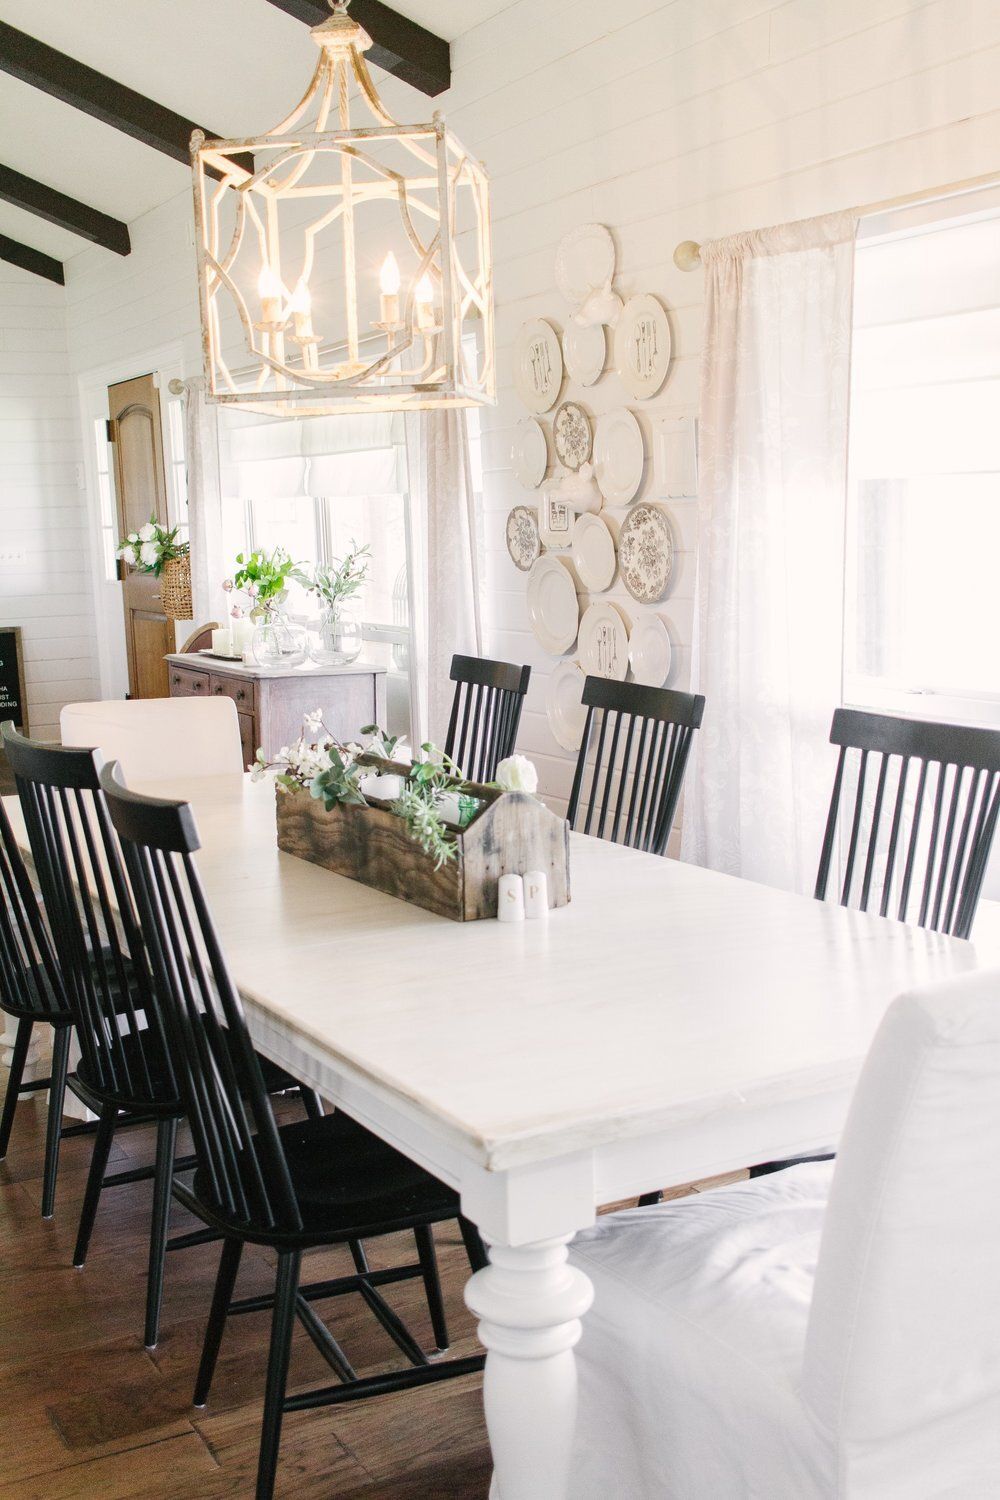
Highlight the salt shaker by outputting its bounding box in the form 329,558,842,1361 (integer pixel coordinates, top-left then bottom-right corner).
523,869,549,920
497,873,525,922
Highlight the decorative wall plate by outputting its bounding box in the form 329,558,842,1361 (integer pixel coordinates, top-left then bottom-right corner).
614,294,671,401
628,612,672,686
571,512,616,593
553,401,592,472
555,224,616,307
593,407,644,504
512,417,548,488
618,504,674,603
547,660,589,752
538,490,573,549
563,321,605,386
526,554,579,655
579,600,629,681
514,319,563,414
505,506,541,572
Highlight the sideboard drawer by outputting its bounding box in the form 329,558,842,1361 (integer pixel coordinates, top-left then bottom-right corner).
169,665,209,696
210,673,255,711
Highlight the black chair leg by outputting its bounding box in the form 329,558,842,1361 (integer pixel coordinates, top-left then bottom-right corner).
414,1223,449,1353
73,1106,116,1268
256,1249,302,1500
300,1087,323,1121
458,1215,489,1274
0,1017,32,1162
194,1236,244,1408
41,1025,71,1219
145,1117,178,1349
637,1191,662,1206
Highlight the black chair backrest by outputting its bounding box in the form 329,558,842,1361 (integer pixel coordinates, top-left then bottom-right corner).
0,794,69,1022
98,761,302,1235
444,654,531,782
567,679,705,855
815,708,1000,940
1,721,170,1106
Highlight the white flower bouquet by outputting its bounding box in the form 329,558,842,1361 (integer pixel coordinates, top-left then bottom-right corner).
117,516,189,577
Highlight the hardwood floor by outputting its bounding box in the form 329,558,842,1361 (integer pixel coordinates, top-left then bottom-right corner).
0,1055,742,1498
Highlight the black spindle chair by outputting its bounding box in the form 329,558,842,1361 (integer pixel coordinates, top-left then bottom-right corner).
567,678,705,855
98,761,487,1500
750,706,1000,1182
444,654,531,781
0,795,74,1218
814,708,1000,940
0,722,322,1350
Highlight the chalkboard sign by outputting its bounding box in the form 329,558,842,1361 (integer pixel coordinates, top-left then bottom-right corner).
0,626,28,733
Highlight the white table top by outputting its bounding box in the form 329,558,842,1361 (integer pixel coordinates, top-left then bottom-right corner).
8,773,980,1176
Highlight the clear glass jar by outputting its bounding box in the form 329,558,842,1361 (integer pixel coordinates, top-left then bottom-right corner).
251,613,308,668
309,604,363,666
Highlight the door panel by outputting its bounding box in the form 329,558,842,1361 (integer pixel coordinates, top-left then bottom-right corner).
109,373,172,699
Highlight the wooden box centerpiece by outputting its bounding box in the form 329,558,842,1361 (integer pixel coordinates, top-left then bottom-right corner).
275,760,570,922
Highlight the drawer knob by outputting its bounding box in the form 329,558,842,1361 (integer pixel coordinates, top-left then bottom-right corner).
214,685,222,695
172,675,180,686
236,689,245,702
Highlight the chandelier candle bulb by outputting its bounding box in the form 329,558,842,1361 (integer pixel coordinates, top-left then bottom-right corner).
379,253,402,327
257,265,284,328
415,273,436,330
290,280,315,340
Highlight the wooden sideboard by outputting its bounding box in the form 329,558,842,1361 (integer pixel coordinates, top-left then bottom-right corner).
165,654,387,769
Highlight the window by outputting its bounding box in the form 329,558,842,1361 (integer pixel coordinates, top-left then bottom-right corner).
219,410,413,738
93,418,118,582
844,198,1000,725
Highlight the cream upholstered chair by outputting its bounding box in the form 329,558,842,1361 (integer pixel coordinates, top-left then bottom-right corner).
60,699,243,781
568,969,1000,1498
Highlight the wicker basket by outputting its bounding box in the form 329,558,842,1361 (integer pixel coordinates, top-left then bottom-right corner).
160,553,193,621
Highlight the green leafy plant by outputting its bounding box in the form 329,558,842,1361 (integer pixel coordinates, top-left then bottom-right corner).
390,744,467,870
225,546,305,616
117,517,188,577
310,542,371,611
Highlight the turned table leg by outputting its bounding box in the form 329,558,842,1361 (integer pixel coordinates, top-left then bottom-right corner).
465,1235,594,1500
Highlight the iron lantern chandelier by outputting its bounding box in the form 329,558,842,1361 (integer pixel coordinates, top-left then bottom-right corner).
191,0,495,417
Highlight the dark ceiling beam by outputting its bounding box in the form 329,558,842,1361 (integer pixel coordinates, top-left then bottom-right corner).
0,23,253,179
0,163,130,256
0,233,64,285
265,0,450,97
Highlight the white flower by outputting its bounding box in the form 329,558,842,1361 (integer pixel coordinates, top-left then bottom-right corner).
138,522,157,542
250,762,266,783
139,541,158,567
302,708,324,735
496,754,538,794
222,578,233,593
117,545,132,560
127,532,139,545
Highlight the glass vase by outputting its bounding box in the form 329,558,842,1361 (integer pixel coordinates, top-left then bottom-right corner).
309,604,363,666
251,613,308,669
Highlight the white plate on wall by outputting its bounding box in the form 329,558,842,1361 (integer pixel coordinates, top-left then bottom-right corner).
547,660,589,752
579,600,629,681
563,321,606,386
618,503,674,603
526,554,580,656
511,417,548,488
593,407,644,505
514,319,563,414
628,613,672,686
571,512,616,593
555,224,616,307
614,294,671,401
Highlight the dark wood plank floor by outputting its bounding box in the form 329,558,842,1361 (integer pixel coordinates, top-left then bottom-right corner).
0,1053,743,1497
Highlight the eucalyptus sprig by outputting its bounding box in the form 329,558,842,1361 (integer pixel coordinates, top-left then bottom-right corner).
311,542,371,610
389,743,466,870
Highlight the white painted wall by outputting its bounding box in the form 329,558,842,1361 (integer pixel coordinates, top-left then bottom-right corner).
47,0,1000,806
0,263,95,741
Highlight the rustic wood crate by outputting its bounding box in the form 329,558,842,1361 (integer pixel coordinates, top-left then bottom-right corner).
274,773,570,922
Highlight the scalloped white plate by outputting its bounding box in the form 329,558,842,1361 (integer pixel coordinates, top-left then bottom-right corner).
547,660,589,751
593,407,644,505
526,554,579,655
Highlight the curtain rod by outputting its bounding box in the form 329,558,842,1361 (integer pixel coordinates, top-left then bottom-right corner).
672,167,1000,270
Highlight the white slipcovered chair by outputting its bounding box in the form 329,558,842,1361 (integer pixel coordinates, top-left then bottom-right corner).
568,969,1000,1497
60,698,243,781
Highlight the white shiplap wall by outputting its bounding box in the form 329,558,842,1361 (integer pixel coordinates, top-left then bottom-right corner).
0,263,95,740
54,0,1000,807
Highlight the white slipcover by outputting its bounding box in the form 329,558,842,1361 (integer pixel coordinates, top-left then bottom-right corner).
569,970,1000,1497
60,698,243,781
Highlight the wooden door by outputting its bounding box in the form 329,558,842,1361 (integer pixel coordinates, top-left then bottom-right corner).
108,373,172,699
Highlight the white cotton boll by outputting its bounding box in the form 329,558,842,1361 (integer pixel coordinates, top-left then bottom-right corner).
495,754,538,794
139,541,158,567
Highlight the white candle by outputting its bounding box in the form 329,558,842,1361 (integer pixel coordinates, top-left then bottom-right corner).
524,869,549,920
211,627,232,657
379,252,401,326
258,264,283,326
415,273,435,330
497,873,525,923
289,279,313,339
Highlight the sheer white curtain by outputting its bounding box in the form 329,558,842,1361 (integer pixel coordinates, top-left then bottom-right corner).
405,408,483,745
177,376,227,628
681,211,858,893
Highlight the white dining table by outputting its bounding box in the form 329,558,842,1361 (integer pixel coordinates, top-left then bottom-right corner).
4,772,989,1499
